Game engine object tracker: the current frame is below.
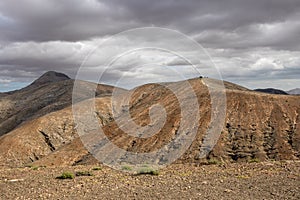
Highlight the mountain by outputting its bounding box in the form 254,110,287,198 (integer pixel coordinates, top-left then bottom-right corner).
254,88,289,95
0,71,116,137
27,71,70,88
0,76,299,167
287,88,300,95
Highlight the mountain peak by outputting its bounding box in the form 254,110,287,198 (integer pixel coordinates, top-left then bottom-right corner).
30,71,70,86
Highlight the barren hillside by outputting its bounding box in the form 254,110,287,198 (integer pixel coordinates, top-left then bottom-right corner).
0,76,299,168
0,71,115,137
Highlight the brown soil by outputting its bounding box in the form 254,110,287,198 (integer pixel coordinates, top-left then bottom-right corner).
0,161,299,199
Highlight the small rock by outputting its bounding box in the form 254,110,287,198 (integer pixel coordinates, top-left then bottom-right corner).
7,179,24,182
224,189,233,193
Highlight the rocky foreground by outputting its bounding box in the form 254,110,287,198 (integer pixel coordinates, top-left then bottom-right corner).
0,161,299,199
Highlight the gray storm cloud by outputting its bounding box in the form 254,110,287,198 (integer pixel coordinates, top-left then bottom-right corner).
0,0,299,91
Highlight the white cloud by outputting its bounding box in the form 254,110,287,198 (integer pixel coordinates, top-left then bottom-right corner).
252,58,284,71
0,79,11,84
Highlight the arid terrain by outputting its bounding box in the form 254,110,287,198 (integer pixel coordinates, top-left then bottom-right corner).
0,71,299,199
0,161,299,199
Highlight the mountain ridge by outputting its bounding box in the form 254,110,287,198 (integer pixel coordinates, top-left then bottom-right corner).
0,73,299,167
254,88,289,95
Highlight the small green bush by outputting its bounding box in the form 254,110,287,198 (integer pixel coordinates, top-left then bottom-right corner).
122,165,132,171
236,175,250,179
208,159,222,165
248,158,260,163
31,165,46,170
92,167,102,171
56,172,75,179
137,168,159,175
75,171,93,176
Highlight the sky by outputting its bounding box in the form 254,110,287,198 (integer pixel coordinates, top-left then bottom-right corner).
0,0,299,91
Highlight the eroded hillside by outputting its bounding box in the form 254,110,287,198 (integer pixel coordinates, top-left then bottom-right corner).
0,77,299,167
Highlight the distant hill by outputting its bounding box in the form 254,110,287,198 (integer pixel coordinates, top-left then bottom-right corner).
254,88,289,95
287,88,300,95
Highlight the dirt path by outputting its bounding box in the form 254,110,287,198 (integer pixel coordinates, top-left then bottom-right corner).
0,161,299,199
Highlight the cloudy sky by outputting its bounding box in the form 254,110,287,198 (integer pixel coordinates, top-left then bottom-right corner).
0,0,299,91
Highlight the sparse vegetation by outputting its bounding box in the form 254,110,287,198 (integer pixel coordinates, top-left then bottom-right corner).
236,175,250,179
75,171,93,176
56,172,74,179
208,158,222,165
248,158,260,163
122,165,132,171
27,165,46,170
1,162,300,199
137,167,159,175
92,167,102,171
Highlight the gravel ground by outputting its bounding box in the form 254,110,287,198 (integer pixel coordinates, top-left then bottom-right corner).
0,161,299,200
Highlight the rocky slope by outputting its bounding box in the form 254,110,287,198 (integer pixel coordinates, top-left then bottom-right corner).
0,71,115,137
0,76,299,167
